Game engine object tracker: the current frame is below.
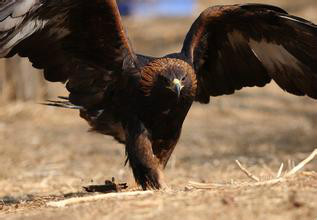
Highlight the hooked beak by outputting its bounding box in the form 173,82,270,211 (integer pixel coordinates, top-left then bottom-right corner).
171,79,184,98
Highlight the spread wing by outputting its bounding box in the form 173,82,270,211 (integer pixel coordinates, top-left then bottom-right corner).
181,4,317,103
0,0,135,109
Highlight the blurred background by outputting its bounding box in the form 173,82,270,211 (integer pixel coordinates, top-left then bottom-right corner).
1,0,316,103
0,1,316,219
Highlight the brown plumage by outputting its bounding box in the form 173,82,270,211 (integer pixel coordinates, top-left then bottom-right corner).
0,1,316,189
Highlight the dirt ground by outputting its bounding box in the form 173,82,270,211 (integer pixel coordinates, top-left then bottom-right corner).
0,1,317,220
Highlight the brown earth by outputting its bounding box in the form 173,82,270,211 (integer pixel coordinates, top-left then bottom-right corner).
0,1,317,220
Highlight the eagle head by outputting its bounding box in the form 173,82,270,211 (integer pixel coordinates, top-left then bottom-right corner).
140,58,197,100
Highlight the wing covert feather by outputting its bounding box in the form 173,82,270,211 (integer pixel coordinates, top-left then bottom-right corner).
0,0,135,109
181,4,317,103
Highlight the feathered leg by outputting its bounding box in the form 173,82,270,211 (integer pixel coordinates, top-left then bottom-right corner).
125,118,167,190
154,141,178,169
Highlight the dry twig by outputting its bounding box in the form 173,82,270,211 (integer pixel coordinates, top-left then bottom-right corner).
235,160,260,182
285,149,317,177
83,178,128,193
276,163,284,178
46,191,153,208
234,149,317,184
187,181,225,189
188,148,317,189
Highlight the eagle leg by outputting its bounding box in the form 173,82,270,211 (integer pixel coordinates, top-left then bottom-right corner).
125,118,167,190
153,140,178,169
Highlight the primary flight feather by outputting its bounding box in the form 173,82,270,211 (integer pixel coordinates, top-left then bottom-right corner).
0,0,316,189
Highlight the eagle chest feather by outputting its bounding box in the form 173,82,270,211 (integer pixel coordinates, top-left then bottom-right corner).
136,58,196,139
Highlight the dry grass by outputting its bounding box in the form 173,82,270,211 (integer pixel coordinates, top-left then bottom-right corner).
0,0,317,220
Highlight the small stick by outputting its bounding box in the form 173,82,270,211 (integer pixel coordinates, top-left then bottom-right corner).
47,191,154,208
285,149,317,177
276,163,284,178
188,178,284,189
235,160,260,182
187,181,225,189
251,178,284,186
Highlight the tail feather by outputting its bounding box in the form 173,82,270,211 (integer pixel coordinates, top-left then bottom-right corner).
44,97,126,144
42,97,84,110
57,96,69,100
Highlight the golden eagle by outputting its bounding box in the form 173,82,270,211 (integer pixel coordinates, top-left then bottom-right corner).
0,0,316,189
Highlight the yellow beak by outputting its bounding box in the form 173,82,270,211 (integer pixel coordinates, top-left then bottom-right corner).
172,79,184,97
